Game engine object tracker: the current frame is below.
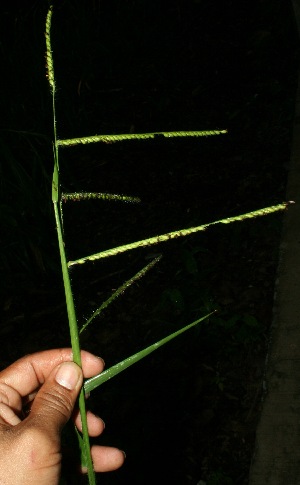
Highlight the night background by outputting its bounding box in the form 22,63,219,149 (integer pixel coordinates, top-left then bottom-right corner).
0,0,298,484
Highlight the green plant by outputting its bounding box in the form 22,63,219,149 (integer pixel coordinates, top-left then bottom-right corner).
44,6,289,483
0,130,52,281
207,469,234,485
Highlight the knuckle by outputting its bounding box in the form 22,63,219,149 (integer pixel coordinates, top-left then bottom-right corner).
37,388,73,419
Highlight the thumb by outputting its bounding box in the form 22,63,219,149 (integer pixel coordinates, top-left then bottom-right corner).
28,361,83,433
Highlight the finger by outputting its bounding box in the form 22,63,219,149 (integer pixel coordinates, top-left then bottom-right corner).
0,402,21,426
27,361,83,435
81,352,105,379
74,410,105,437
81,446,125,473
0,380,23,417
0,349,104,401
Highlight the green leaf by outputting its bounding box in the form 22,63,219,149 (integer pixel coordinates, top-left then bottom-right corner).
181,248,199,274
84,311,215,393
74,426,87,468
161,288,185,312
52,161,59,203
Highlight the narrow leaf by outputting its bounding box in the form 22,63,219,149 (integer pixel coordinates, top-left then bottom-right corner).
84,311,214,393
69,202,290,267
57,129,227,147
52,160,59,203
74,427,87,468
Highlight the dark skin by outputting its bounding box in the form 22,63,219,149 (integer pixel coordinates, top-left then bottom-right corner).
0,349,125,484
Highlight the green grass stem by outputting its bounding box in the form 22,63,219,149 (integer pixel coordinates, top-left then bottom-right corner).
54,201,95,483
47,7,96,482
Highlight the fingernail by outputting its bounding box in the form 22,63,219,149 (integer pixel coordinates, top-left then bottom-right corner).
97,356,105,368
55,362,81,390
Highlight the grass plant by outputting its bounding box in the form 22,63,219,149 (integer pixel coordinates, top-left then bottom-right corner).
44,5,290,483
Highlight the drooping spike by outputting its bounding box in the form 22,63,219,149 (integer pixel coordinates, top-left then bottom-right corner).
80,255,162,333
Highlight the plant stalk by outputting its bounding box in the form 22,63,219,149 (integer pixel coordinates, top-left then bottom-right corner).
54,202,96,484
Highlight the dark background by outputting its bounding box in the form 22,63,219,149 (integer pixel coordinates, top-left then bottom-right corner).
0,1,298,484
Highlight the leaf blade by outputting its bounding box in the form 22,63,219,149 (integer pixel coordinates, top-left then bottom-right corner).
84,311,215,393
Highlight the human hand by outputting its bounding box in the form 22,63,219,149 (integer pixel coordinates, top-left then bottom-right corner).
0,348,125,484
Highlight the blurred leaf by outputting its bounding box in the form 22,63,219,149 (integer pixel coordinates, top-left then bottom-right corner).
181,248,198,274
162,287,185,312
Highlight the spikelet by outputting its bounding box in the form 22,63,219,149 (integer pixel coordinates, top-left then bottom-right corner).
61,192,141,204
57,130,228,147
45,7,55,94
68,202,291,267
